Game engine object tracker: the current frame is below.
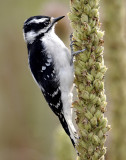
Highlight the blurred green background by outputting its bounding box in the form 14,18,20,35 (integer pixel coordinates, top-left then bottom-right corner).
0,0,126,160
0,0,70,160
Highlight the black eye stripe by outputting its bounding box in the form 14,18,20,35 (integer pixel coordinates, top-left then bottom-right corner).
24,21,50,33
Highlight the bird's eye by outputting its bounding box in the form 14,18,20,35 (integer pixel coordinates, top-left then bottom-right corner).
44,21,49,26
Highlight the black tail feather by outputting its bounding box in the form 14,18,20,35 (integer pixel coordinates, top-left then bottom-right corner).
58,113,75,147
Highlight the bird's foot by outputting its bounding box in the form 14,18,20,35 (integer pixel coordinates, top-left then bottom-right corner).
70,33,86,65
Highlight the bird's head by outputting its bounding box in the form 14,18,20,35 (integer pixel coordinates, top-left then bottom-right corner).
23,15,65,44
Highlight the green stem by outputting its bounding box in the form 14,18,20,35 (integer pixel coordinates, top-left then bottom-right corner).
68,0,110,159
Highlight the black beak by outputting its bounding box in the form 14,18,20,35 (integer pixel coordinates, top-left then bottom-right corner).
52,16,65,24
46,16,65,33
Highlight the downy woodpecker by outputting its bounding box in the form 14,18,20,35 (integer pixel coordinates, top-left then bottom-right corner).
23,15,85,147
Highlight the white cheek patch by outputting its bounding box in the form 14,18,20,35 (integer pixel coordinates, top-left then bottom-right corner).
24,27,48,44
25,31,36,43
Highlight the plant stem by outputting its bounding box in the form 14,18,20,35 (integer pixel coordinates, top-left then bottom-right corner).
68,0,110,159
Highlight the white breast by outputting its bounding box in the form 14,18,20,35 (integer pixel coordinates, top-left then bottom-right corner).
42,30,70,66
41,30,74,92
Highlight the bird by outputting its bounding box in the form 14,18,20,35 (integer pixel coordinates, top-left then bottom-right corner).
23,15,85,147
